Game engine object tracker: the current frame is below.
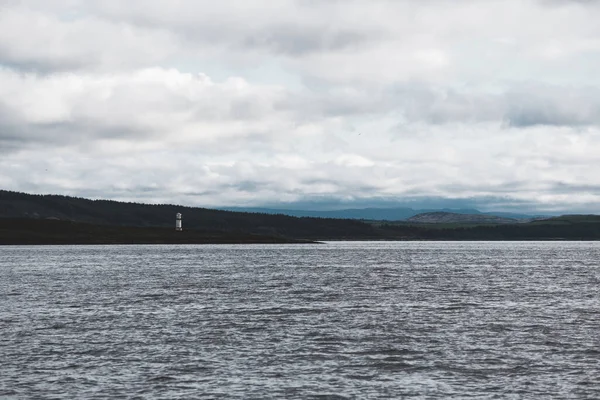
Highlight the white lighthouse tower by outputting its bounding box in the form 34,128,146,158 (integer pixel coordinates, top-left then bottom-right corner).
176,213,182,231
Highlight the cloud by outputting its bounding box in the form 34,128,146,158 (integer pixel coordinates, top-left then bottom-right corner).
0,6,181,72
0,67,296,150
395,83,600,127
1,0,600,213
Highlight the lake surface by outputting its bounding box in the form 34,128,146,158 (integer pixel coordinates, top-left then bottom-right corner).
1,242,599,399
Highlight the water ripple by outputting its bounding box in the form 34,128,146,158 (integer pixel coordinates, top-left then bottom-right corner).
1,241,600,398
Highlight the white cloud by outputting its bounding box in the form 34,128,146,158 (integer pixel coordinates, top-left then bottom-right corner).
0,5,181,72
1,0,600,212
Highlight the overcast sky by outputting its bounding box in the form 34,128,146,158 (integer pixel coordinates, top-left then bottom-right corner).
2,0,600,212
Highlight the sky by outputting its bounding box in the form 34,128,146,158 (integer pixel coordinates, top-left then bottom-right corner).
1,0,600,213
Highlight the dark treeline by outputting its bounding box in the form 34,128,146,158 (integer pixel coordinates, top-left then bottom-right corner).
0,190,379,240
1,190,600,243
0,218,314,245
377,219,600,240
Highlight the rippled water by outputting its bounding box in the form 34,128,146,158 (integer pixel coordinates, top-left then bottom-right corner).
1,242,599,399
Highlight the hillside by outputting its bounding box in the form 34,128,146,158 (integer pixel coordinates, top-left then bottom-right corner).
406,212,519,224
0,190,379,241
376,219,600,240
0,218,313,245
220,206,536,221
1,190,600,243
530,214,600,225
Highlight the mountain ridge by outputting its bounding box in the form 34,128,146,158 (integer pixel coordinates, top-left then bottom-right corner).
218,206,540,221
2,190,600,243
407,211,522,224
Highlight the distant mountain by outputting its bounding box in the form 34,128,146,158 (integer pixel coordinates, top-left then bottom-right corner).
407,212,519,224
219,207,537,221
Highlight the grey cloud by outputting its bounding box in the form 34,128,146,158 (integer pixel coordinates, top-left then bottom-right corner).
241,26,376,56
0,58,91,75
278,82,600,127
0,114,157,153
438,181,534,195
541,0,600,5
0,6,180,73
391,83,600,127
253,194,551,214
0,106,78,153
0,68,289,154
276,88,388,120
294,177,382,194
0,104,23,144
397,85,499,124
230,180,264,193
550,182,600,195
83,0,383,56
504,86,600,127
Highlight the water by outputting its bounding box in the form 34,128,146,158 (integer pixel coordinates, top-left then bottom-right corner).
1,242,599,399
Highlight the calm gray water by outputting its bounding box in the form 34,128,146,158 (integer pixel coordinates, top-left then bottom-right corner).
1,242,599,399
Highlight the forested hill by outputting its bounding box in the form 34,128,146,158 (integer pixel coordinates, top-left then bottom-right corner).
2,190,600,242
406,212,519,224
219,206,536,221
0,190,378,240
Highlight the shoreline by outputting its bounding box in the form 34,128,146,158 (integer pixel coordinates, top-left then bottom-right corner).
2,217,600,244
0,218,316,245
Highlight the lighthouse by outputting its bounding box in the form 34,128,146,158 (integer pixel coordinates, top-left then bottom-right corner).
176,213,182,231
